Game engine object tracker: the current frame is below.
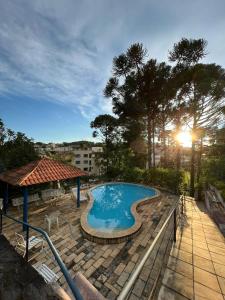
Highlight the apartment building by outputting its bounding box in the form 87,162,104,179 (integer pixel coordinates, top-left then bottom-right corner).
72,146,104,175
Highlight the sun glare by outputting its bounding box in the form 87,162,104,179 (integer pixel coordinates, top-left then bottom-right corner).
176,131,192,147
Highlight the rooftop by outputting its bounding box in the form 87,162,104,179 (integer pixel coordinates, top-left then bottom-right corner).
0,157,87,186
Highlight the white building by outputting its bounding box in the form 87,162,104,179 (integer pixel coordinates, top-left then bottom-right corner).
72,146,104,175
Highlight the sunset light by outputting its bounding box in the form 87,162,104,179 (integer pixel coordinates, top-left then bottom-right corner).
176,131,192,147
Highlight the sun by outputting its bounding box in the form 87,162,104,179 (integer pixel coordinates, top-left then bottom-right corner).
176,131,192,147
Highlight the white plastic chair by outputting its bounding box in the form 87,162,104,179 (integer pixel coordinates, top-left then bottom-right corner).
14,233,44,257
34,264,59,283
44,211,60,233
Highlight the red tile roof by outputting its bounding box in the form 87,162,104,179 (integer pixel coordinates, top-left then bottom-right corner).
0,157,87,186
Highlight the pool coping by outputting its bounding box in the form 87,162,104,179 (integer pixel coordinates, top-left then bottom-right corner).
80,182,161,243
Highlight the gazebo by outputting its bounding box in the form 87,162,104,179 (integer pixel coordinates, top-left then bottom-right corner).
0,157,87,230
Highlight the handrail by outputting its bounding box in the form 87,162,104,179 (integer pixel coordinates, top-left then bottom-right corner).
0,212,83,300
118,196,182,300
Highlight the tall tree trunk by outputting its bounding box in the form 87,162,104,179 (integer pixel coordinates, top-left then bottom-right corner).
190,139,196,197
147,114,152,169
196,137,203,185
175,121,181,171
162,118,167,167
152,119,156,168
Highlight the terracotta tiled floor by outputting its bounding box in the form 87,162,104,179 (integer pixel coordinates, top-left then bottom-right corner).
158,198,225,300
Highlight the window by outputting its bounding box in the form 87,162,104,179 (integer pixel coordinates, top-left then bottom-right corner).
75,161,80,164
89,153,92,158
83,160,89,164
75,154,80,158
89,160,92,165
89,167,92,171
83,154,88,158
84,167,88,171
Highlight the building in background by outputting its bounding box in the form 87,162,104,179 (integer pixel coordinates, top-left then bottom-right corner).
35,141,104,175
72,146,103,175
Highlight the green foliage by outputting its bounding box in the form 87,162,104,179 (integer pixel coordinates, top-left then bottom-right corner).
0,118,39,171
169,38,207,66
121,167,189,194
203,156,225,199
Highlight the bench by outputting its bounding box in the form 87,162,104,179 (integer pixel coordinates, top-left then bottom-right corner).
41,189,65,201
12,193,41,211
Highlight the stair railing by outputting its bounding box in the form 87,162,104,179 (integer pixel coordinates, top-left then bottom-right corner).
0,212,83,300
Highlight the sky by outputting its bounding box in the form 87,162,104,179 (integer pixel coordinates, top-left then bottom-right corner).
0,0,225,143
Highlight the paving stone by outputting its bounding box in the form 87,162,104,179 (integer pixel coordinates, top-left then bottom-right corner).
74,252,85,263
194,282,224,300
107,290,117,300
217,276,225,295
132,278,145,297
167,256,193,279
104,282,120,295
93,257,104,269
94,280,102,289
128,293,140,300
210,252,225,265
194,267,221,293
117,272,129,287
83,258,95,270
124,261,135,273
170,248,193,264
131,253,139,263
158,285,190,300
162,268,193,299
193,255,215,274
103,248,112,258
193,247,211,260
84,266,95,278
114,263,126,276
213,262,225,278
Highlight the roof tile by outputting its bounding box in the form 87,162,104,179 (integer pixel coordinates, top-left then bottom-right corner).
0,158,87,186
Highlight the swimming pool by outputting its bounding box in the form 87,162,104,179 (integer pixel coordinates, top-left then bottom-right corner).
87,183,157,232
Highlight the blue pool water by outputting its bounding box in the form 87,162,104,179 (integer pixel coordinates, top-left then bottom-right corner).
87,183,156,232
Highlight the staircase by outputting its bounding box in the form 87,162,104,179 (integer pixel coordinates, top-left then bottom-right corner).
0,234,66,300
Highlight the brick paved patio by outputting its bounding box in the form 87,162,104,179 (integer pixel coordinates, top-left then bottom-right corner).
158,197,225,300
2,191,176,299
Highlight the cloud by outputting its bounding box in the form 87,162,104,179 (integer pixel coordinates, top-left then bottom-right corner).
0,0,225,122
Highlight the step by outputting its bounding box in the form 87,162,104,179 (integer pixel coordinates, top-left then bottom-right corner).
0,234,62,300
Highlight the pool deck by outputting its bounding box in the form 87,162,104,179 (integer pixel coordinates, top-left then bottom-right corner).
158,197,225,300
2,191,176,299
2,192,225,299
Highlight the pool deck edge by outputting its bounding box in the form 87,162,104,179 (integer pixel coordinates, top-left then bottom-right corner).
80,182,161,244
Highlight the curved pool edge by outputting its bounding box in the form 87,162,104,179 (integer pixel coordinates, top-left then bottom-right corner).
80,182,161,244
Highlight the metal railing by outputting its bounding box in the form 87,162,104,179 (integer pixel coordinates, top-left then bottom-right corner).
118,195,184,300
0,212,83,300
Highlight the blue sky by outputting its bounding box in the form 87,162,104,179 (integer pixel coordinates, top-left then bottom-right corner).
0,0,225,142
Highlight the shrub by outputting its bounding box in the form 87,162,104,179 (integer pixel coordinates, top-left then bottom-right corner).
121,167,189,194
122,167,144,183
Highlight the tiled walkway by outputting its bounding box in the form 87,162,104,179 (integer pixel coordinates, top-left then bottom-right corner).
158,197,225,300
2,192,176,299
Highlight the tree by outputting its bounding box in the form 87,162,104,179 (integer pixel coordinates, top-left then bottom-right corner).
169,38,225,196
138,60,173,168
104,43,147,165
105,44,173,169
0,118,39,171
90,114,120,175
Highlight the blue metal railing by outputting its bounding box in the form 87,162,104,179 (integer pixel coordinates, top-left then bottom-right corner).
0,212,83,300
